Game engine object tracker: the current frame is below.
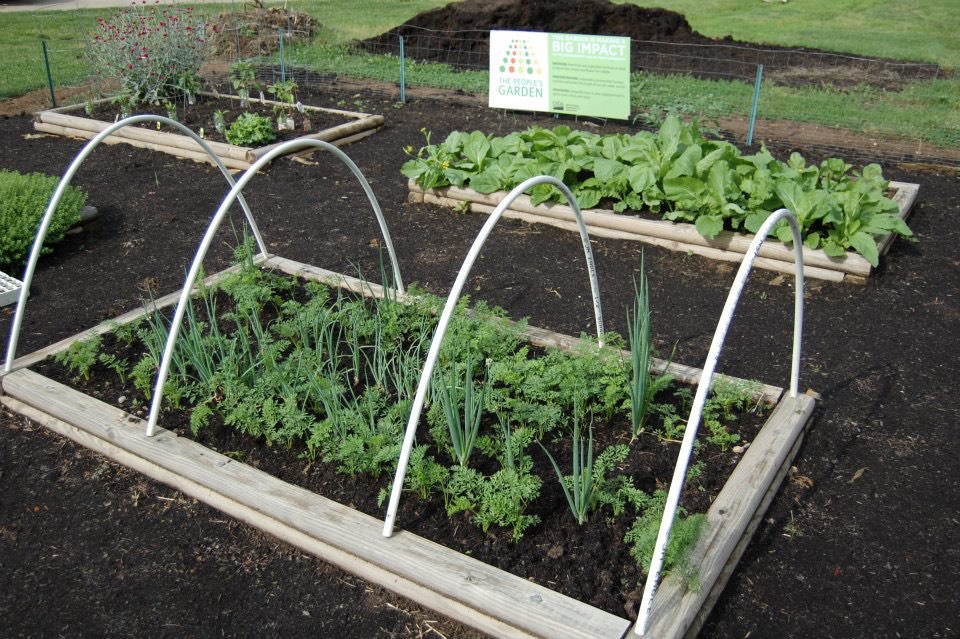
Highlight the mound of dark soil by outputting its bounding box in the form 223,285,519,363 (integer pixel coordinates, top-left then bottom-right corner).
378,0,695,41
359,0,942,89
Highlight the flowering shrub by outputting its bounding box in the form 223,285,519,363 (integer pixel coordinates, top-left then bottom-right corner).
88,1,214,106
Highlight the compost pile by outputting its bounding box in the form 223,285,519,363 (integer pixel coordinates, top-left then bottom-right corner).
358,0,942,88
207,5,319,58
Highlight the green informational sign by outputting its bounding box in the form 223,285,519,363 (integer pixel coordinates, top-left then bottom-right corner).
489,30,631,120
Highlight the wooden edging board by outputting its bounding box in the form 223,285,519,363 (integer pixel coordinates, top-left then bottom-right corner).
408,180,920,284
0,256,816,639
33,93,384,170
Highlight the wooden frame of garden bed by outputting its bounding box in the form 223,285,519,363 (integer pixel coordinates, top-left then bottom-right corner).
408,179,919,284
0,255,815,639
33,92,384,170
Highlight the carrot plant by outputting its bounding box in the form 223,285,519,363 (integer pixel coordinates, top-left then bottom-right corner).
48,247,758,557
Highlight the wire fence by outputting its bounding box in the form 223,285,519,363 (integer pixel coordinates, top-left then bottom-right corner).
356,25,946,90
19,12,959,165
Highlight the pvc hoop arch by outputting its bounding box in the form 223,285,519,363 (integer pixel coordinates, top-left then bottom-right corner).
634,208,804,637
3,114,267,374
383,175,605,538
145,137,405,437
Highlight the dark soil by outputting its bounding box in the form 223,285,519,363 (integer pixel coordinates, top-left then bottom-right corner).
1,54,959,639
360,0,945,89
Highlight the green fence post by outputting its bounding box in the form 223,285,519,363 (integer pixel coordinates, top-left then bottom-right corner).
399,35,406,104
41,40,57,108
747,64,763,146
279,29,286,83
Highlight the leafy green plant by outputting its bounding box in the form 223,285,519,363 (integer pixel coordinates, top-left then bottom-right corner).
403,118,912,265
229,61,263,108
225,113,277,146
88,3,212,106
50,246,759,546
98,352,130,385
267,79,299,126
0,170,87,269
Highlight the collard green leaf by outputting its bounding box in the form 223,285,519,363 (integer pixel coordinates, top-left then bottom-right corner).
848,231,880,266
663,176,705,208
463,131,492,170
443,168,469,188
664,144,702,179
628,165,657,194
743,211,771,235
695,215,724,239
400,159,426,180
573,186,602,210
657,115,682,163
469,170,502,194
594,157,627,182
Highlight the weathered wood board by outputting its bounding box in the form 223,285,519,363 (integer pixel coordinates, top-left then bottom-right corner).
0,256,817,638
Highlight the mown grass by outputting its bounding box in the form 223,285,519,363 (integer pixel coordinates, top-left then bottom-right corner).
626,0,960,69
2,0,957,150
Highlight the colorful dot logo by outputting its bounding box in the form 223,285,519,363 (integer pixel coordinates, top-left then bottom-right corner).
497,38,542,76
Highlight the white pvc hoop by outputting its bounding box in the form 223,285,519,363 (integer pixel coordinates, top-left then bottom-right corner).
382,175,605,537
634,208,804,637
145,137,405,437
3,115,267,374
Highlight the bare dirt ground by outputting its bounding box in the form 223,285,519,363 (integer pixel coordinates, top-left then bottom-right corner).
1,1,959,636
1,80,959,638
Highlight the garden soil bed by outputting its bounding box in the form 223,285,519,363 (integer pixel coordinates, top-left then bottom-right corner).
1,80,959,638
408,179,920,284
5,254,814,637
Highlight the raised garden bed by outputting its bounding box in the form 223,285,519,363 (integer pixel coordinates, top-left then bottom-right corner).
408,179,920,284
0,254,816,639
33,93,384,170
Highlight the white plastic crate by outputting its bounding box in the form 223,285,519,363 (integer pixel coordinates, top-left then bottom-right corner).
0,270,25,308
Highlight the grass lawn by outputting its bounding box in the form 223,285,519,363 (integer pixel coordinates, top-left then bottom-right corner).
2,0,957,150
